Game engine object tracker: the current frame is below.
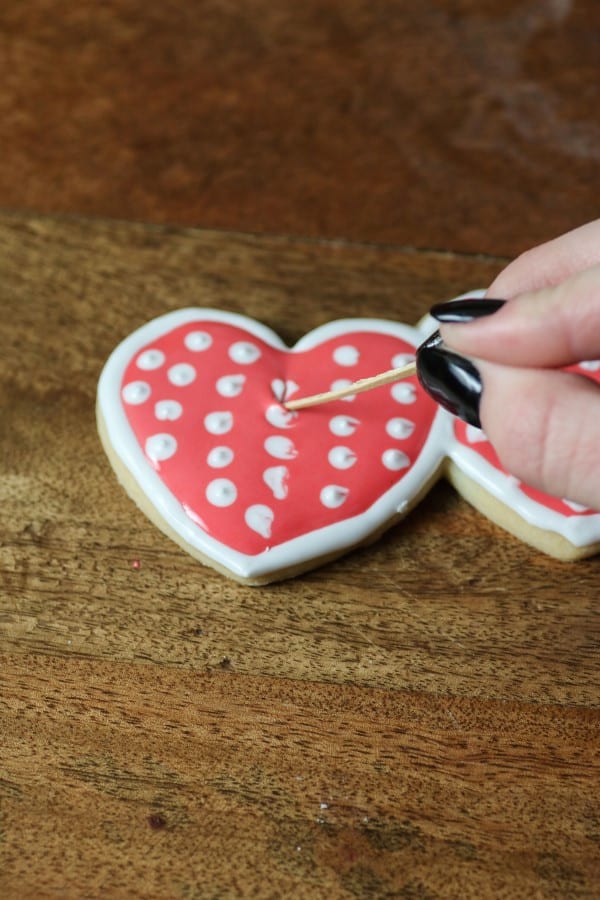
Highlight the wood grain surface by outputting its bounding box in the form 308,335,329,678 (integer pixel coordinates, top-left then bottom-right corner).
1,211,599,898
0,0,599,256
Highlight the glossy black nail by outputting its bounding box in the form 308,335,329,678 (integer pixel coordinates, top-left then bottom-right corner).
429,297,505,323
416,331,482,428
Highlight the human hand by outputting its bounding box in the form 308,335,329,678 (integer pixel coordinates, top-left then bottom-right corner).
417,220,600,508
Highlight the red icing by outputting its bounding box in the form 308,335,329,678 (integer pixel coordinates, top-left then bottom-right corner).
454,360,600,517
120,321,439,555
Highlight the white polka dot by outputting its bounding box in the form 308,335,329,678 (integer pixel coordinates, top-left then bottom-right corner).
216,374,246,397
229,341,261,364
245,504,274,538
206,478,237,507
145,433,177,463
382,449,410,471
263,466,289,500
391,352,415,368
320,485,349,509
264,435,298,460
184,331,213,352
207,446,234,468
330,379,356,402
137,348,165,370
328,446,357,470
391,382,417,404
204,411,233,435
333,345,360,366
271,379,299,401
329,415,360,437
122,381,151,405
265,404,297,429
168,363,196,386
154,399,183,421
385,418,415,439
579,360,600,372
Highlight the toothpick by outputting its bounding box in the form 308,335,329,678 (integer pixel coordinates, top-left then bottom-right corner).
284,360,418,410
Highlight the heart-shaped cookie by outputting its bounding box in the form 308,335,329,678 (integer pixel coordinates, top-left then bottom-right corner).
97,310,449,583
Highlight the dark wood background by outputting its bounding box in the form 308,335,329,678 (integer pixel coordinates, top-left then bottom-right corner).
1,2,598,897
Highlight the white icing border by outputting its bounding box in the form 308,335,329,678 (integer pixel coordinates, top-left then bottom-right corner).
98,309,451,580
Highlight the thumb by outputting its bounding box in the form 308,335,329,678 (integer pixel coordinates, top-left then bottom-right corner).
477,362,600,508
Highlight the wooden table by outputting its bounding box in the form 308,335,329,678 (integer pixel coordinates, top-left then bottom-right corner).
1,3,599,898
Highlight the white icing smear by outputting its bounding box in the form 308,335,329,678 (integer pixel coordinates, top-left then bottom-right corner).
216,374,246,397
263,466,289,499
206,478,237,507
122,381,151,405
245,504,274,538
265,404,297,429
204,411,234,435
168,363,196,386
329,415,360,437
184,330,213,351
155,399,183,421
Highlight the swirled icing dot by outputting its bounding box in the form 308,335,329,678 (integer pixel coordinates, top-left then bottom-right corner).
154,399,183,421
245,504,274,538
385,417,415,439
330,379,355,401
229,341,261,364
204,411,233,435
184,330,213,352
263,466,289,499
391,352,415,368
271,379,299,401
264,435,298,460
168,363,196,386
265,404,297,429
206,478,237,507
329,415,360,437
136,348,165,370
328,446,357,470
382,449,410,471
216,374,246,397
333,345,360,366
320,485,349,509
207,446,234,468
145,433,177,463
122,381,151,405
391,382,417,404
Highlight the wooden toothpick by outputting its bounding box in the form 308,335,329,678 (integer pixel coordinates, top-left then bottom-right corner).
284,360,418,410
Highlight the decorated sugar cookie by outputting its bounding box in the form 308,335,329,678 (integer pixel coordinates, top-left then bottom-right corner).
97,308,600,583
97,310,449,583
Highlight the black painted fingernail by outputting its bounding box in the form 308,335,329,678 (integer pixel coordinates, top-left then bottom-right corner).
416,331,482,427
429,297,505,323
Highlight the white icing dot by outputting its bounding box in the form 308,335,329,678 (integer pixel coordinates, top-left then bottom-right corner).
385,418,415,440
206,478,237,507
154,399,183,421
216,374,246,397
328,446,357,470
264,435,298,460
204,411,233,434
333,345,360,366
136,348,165,370
271,379,300,401
320,485,349,509
391,382,417,404
329,415,360,437
245,504,274,539
168,363,196,386
145,433,177,463
207,446,234,468
229,341,261,364
184,331,213,352
265,404,298,429
382,449,410,471
391,352,415,368
122,381,151,405
330,379,356,402
263,466,289,500
579,360,600,372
